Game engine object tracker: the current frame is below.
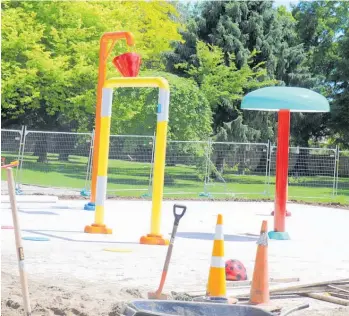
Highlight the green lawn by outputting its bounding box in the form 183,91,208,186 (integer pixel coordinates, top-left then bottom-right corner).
1,152,348,205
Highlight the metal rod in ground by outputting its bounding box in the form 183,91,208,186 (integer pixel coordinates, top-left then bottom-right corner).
7,167,32,315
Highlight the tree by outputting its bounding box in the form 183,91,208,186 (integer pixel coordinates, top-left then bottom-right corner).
175,40,276,173
165,1,320,145
111,70,212,141
1,1,183,161
1,0,183,131
292,1,349,79
181,40,276,136
330,28,349,148
169,1,308,81
109,69,212,168
291,0,349,148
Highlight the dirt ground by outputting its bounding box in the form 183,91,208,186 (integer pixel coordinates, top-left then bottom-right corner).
2,271,349,316
1,187,348,316
1,271,144,316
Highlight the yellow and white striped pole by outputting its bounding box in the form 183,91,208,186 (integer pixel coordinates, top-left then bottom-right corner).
84,88,113,234
84,77,170,240
206,214,227,298
140,87,170,245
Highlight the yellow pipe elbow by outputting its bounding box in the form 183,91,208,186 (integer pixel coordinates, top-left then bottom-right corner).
104,77,169,91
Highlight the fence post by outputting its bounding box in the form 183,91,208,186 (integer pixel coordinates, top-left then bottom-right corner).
141,132,156,198
80,129,95,197
264,140,271,196
334,145,340,197
199,138,212,198
205,138,211,192
16,125,28,194
13,125,24,188
267,141,273,197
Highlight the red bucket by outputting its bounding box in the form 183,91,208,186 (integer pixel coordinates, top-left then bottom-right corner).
112,52,141,77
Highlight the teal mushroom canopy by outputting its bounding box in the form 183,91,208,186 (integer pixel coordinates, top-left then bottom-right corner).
241,87,330,112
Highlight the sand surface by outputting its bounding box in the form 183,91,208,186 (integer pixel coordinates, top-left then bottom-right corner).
1,199,349,315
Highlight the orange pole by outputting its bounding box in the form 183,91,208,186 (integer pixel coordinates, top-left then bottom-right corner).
274,109,290,232
88,32,134,206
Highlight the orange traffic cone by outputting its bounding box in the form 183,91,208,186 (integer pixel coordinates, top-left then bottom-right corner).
249,220,270,305
206,214,226,299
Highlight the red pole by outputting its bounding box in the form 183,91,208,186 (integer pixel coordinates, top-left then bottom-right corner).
274,109,290,232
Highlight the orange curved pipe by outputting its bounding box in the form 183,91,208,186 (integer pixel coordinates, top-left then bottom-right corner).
90,31,135,204
101,31,135,46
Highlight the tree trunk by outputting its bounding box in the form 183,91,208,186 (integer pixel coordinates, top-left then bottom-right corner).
56,134,77,162
58,152,69,161
213,151,225,178
33,134,48,163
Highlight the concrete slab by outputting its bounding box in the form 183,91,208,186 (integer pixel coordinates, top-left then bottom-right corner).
1,200,349,296
1,195,59,203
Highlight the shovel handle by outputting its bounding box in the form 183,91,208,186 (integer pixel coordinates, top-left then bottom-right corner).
173,204,186,224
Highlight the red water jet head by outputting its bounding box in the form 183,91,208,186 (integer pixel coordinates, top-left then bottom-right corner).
112,52,141,77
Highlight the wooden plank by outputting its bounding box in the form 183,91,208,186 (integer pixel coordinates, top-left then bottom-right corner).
233,278,349,298
176,278,300,297
304,292,349,306
328,284,349,294
269,278,349,294
226,277,300,289
270,277,300,283
329,292,349,300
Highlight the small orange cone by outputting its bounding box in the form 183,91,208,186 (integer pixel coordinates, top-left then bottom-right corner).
206,214,226,299
249,220,270,305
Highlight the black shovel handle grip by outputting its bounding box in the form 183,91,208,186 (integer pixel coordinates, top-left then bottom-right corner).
173,204,186,224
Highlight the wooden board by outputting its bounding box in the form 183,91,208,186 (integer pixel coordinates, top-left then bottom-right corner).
234,278,349,298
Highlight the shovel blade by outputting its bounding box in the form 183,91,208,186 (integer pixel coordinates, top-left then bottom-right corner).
147,291,169,300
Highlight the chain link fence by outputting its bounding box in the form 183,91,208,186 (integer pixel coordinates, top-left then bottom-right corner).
269,146,336,199
107,135,155,196
18,130,93,193
269,146,337,199
1,128,23,193
163,140,208,196
337,151,349,198
203,141,269,197
1,128,348,201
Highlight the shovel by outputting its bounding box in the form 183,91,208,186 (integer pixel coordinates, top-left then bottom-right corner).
148,204,187,300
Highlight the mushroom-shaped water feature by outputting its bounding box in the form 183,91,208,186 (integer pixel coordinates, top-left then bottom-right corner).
241,87,330,240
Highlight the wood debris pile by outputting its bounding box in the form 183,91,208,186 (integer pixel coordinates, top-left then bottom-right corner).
236,278,349,306
173,278,349,306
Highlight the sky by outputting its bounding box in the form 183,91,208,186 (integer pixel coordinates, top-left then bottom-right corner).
273,0,300,10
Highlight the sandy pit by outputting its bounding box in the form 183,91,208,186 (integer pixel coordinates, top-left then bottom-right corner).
1,199,349,315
